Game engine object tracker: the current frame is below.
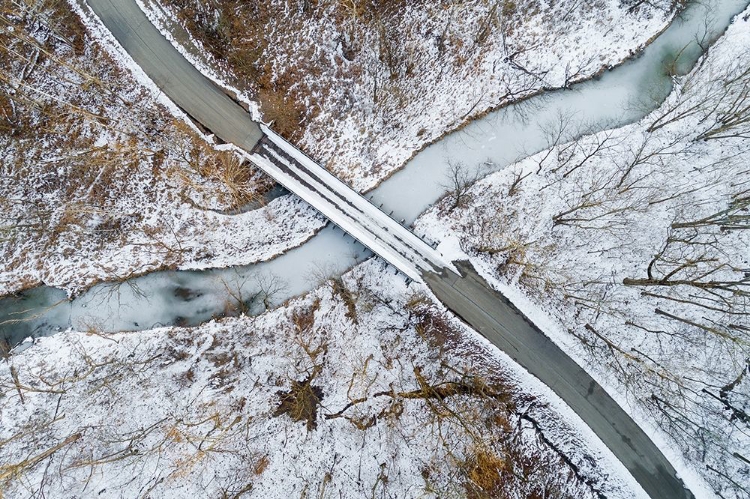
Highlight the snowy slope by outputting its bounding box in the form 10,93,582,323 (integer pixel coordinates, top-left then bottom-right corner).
416,8,750,497
1,260,645,498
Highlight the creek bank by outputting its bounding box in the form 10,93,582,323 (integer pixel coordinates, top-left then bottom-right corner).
3,0,748,348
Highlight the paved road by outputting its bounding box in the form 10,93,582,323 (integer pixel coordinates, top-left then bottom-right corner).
85,0,695,497
86,0,454,281
85,0,264,150
424,262,694,499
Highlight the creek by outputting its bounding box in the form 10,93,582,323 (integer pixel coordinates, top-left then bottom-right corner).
3,0,748,349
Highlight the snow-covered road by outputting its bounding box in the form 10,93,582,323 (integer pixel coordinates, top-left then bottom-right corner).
250,127,456,281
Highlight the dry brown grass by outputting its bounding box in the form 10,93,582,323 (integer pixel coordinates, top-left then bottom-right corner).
272,374,325,431
160,0,429,144
253,455,269,475
172,120,272,209
0,0,273,291
464,447,508,498
330,278,358,323
291,298,320,334
405,294,460,351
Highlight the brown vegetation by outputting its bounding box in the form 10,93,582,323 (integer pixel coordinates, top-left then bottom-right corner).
159,0,671,187
273,373,325,431
0,0,269,294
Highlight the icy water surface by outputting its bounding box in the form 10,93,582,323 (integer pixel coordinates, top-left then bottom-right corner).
372,0,750,223
2,226,369,349
2,0,748,348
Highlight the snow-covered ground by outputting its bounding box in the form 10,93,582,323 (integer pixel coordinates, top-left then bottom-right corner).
417,8,750,497
369,0,750,226
3,0,746,497
0,0,687,298
0,2,324,297
1,260,648,498
1,0,677,298
151,0,679,191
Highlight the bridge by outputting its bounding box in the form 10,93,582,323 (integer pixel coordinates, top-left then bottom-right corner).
85,0,454,282
251,130,455,281
83,0,695,497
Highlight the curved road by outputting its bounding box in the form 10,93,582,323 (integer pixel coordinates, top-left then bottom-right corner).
425,263,693,499
82,0,694,497
85,0,264,150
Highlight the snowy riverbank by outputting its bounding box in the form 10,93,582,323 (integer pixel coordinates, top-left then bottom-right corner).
417,7,750,496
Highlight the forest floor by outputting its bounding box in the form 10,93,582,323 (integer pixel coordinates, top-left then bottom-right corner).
0,0,675,296
152,0,677,190
0,0,721,497
0,0,325,297
416,9,750,497
0,260,647,498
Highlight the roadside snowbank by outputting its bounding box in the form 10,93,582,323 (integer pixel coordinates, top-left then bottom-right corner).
417,8,750,497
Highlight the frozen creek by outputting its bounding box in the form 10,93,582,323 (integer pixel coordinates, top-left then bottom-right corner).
2,0,749,348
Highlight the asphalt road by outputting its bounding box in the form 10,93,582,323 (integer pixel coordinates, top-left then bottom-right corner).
85,0,695,497
84,0,263,150
424,261,694,499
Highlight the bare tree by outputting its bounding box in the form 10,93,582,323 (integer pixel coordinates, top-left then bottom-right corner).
441,160,480,213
